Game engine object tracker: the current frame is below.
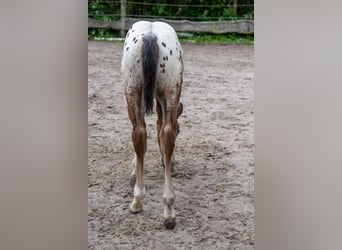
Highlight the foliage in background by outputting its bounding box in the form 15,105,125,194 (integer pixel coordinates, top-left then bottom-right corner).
179,33,253,45
88,1,121,21
88,0,254,43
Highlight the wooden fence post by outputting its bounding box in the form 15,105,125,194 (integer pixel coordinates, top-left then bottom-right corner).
120,0,126,37
233,0,238,16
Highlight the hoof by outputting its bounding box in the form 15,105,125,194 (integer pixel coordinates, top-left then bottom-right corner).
129,203,142,214
129,175,136,188
164,218,176,229
171,165,178,177
177,102,183,118
129,208,142,214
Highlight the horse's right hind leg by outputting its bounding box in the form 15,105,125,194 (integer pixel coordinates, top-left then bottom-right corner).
157,101,183,177
158,105,180,229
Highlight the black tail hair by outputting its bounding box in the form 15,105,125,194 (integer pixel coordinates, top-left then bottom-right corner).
142,32,159,114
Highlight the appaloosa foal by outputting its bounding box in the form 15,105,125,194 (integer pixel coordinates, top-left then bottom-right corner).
121,21,184,229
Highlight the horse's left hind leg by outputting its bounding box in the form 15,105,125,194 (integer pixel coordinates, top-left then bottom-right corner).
126,92,146,214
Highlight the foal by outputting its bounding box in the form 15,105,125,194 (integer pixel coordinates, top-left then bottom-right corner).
121,21,184,229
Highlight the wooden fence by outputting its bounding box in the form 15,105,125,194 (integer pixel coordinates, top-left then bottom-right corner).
88,0,254,35
88,18,254,35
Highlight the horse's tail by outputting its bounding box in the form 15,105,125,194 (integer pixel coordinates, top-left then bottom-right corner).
142,32,159,114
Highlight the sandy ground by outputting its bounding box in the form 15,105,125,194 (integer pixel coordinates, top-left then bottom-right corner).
88,41,254,249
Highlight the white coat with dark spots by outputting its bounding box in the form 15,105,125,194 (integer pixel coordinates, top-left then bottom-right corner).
121,21,184,229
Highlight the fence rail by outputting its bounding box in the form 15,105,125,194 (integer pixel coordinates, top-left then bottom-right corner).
88,18,254,34
88,0,254,35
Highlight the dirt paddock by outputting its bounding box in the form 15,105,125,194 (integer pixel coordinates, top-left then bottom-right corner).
88,41,254,249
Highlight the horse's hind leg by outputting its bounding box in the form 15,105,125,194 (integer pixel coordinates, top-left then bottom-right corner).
156,100,176,175
129,154,137,188
126,90,146,213
159,106,179,229
157,101,182,177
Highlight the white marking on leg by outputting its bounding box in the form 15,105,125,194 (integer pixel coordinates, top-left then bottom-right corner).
129,154,137,187
163,156,176,220
131,154,137,175
163,188,176,219
129,185,145,213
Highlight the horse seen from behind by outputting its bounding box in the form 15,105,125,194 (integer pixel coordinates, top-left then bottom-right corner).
121,21,184,229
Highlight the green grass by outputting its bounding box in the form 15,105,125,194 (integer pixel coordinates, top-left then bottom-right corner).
179,33,254,45
88,29,253,45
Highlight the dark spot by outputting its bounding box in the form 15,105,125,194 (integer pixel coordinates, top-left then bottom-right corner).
160,63,165,68
129,74,132,78
162,69,166,73
132,29,135,33
134,40,138,44
126,47,129,51
141,33,144,36
133,37,136,41
166,56,168,61
124,41,127,46
137,59,140,63
162,42,166,47
176,47,178,51
163,57,166,61
170,50,172,56
126,32,130,38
